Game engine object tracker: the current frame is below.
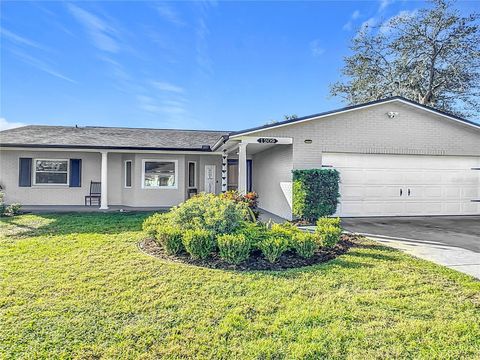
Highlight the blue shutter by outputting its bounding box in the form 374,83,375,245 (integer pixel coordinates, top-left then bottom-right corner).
19,158,32,187
69,159,82,187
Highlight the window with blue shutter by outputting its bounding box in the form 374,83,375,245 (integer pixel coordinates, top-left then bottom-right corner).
19,158,32,187
69,159,82,187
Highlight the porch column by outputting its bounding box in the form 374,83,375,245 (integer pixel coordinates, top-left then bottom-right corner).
100,151,109,210
221,149,228,192
238,142,247,194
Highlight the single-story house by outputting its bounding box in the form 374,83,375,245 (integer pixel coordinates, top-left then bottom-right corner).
1,96,479,219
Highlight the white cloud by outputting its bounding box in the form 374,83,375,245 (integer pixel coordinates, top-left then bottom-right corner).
67,4,119,53
9,49,76,83
379,0,394,12
151,81,184,93
0,28,48,51
0,118,26,131
343,10,361,31
310,39,325,57
156,3,185,26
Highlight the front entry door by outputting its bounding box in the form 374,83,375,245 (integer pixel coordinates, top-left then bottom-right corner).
204,165,216,193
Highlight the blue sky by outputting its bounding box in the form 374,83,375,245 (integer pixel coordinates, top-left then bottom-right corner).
1,0,477,131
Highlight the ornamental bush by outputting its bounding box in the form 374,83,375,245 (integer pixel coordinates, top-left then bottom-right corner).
217,233,251,264
219,190,259,219
155,225,184,255
142,212,171,237
258,236,289,263
292,169,340,222
316,217,341,230
317,225,342,248
170,193,248,235
291,232,318,258
235,221,268,248
182,228,215,259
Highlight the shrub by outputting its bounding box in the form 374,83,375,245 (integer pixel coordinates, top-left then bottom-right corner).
258,236,289,263
182,229,215,259
269,222,301,249
155,225,184,255
217,233,251,264
4,203,22,216
0,191,22,217
317,225,342,248
142,212,171,237
292,169,340,222
316,217,341,230
235,221,268,248
170,193,248,234
291,232,318,258
220,190,259,220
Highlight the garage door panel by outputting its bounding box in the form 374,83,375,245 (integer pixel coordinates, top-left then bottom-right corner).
323,153,480,217
463,187,479,198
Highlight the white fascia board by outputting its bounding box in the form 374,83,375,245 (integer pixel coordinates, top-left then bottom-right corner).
0,147,223,155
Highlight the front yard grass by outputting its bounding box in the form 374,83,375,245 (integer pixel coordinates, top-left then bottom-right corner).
1,213,479,359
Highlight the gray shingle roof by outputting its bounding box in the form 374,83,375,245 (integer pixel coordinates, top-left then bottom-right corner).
0,125,229,151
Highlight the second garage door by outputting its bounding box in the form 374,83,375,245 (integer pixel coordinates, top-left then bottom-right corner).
322,153,480,217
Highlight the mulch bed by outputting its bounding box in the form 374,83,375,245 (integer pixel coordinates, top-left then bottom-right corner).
138,233,360,271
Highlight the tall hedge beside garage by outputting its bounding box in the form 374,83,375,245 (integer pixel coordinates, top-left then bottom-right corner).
292,169,340,222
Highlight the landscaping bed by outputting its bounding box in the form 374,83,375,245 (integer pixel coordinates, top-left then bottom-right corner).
139,233,358,271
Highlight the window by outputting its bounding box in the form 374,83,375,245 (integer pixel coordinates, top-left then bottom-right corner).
34,159,68,185
125,160,132,188
142,160,177,189
188,161,196,188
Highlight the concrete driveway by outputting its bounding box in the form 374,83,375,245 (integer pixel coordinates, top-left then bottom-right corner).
342,216,480,280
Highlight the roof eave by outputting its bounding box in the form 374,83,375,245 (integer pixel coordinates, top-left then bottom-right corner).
0,143,215,152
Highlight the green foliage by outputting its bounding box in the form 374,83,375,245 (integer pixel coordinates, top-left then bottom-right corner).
269,222,301,249
3,203,22,217
170,193,248,235
182,228,215,259
292,169,340,222
316,217,341,230
216,233,251,264
317,225,342,248
258,236,289,263
142,212,171,237
235,221,268,248
155,225,184,255
0,191,22,217
291,232,318,259
220,190,259,220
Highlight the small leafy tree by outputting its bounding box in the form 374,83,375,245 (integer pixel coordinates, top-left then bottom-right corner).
330,0,480,118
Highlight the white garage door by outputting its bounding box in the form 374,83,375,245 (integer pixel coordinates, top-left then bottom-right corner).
322,153,480,217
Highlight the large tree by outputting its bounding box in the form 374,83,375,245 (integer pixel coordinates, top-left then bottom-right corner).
330,0,480,118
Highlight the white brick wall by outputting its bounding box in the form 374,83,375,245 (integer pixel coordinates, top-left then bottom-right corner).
251,102,480,169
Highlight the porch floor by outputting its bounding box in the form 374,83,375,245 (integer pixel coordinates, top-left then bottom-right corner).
21,205,169,213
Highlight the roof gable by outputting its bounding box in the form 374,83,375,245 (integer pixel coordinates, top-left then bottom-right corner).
230,97,480,138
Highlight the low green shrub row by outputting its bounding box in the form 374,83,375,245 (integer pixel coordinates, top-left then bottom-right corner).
146,217,343,265
142,193,343,265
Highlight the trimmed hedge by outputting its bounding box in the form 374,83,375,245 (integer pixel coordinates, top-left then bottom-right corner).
217,233,251,264
155,225,184,255
292,169,340,222
183,229,215,259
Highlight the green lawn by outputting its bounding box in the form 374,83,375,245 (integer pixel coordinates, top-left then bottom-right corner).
1,213,479,359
